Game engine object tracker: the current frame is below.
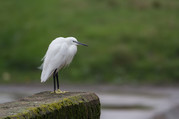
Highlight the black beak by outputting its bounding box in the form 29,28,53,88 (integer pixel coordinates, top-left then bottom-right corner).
74,41,88,46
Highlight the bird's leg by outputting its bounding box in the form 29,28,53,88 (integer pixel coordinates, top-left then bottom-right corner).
56,72,60,90
55,72,63,93
55,72,68,94
53,69,57,93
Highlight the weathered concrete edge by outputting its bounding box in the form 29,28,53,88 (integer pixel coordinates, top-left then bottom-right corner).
2,92,101,119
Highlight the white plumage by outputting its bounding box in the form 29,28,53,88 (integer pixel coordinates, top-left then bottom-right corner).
40,37,87,83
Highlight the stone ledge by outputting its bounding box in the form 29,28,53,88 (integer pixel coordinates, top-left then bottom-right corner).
0,91,101,119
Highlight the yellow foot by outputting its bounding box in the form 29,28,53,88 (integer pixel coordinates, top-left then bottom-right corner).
51,89,68,94
51,91,55,94
55,89,68,94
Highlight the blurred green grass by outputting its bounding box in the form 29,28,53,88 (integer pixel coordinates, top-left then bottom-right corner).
0,0,179,84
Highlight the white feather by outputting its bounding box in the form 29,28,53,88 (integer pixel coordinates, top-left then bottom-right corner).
40,37,78,82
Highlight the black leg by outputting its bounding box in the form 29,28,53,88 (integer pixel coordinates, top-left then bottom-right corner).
56,72,59,90
53,69,57,93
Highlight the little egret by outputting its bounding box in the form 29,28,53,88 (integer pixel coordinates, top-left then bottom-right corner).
40,37,87,93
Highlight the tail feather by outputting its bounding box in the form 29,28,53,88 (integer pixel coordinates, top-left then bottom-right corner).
41,69,53,82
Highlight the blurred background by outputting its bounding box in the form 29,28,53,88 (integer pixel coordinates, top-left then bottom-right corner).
0,0,179,119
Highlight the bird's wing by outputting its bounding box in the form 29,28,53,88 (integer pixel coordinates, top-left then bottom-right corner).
41,42,68,82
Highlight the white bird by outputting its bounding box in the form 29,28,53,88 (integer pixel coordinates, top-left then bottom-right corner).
40,37,87,93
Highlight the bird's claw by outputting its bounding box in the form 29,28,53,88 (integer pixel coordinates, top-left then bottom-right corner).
51,89,68,94
56,89,68,94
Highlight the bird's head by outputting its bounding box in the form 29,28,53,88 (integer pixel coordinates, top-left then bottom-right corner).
67,37,88,46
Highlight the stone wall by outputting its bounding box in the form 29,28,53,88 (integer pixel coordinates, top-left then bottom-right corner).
0,91,101,119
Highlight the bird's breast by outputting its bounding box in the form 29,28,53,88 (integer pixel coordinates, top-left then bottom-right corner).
68,45,77,56
64,45,77,66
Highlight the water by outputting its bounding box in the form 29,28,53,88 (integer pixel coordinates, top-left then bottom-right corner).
1,84,179,119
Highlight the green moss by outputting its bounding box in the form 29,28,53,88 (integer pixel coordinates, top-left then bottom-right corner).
3,93,100,119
